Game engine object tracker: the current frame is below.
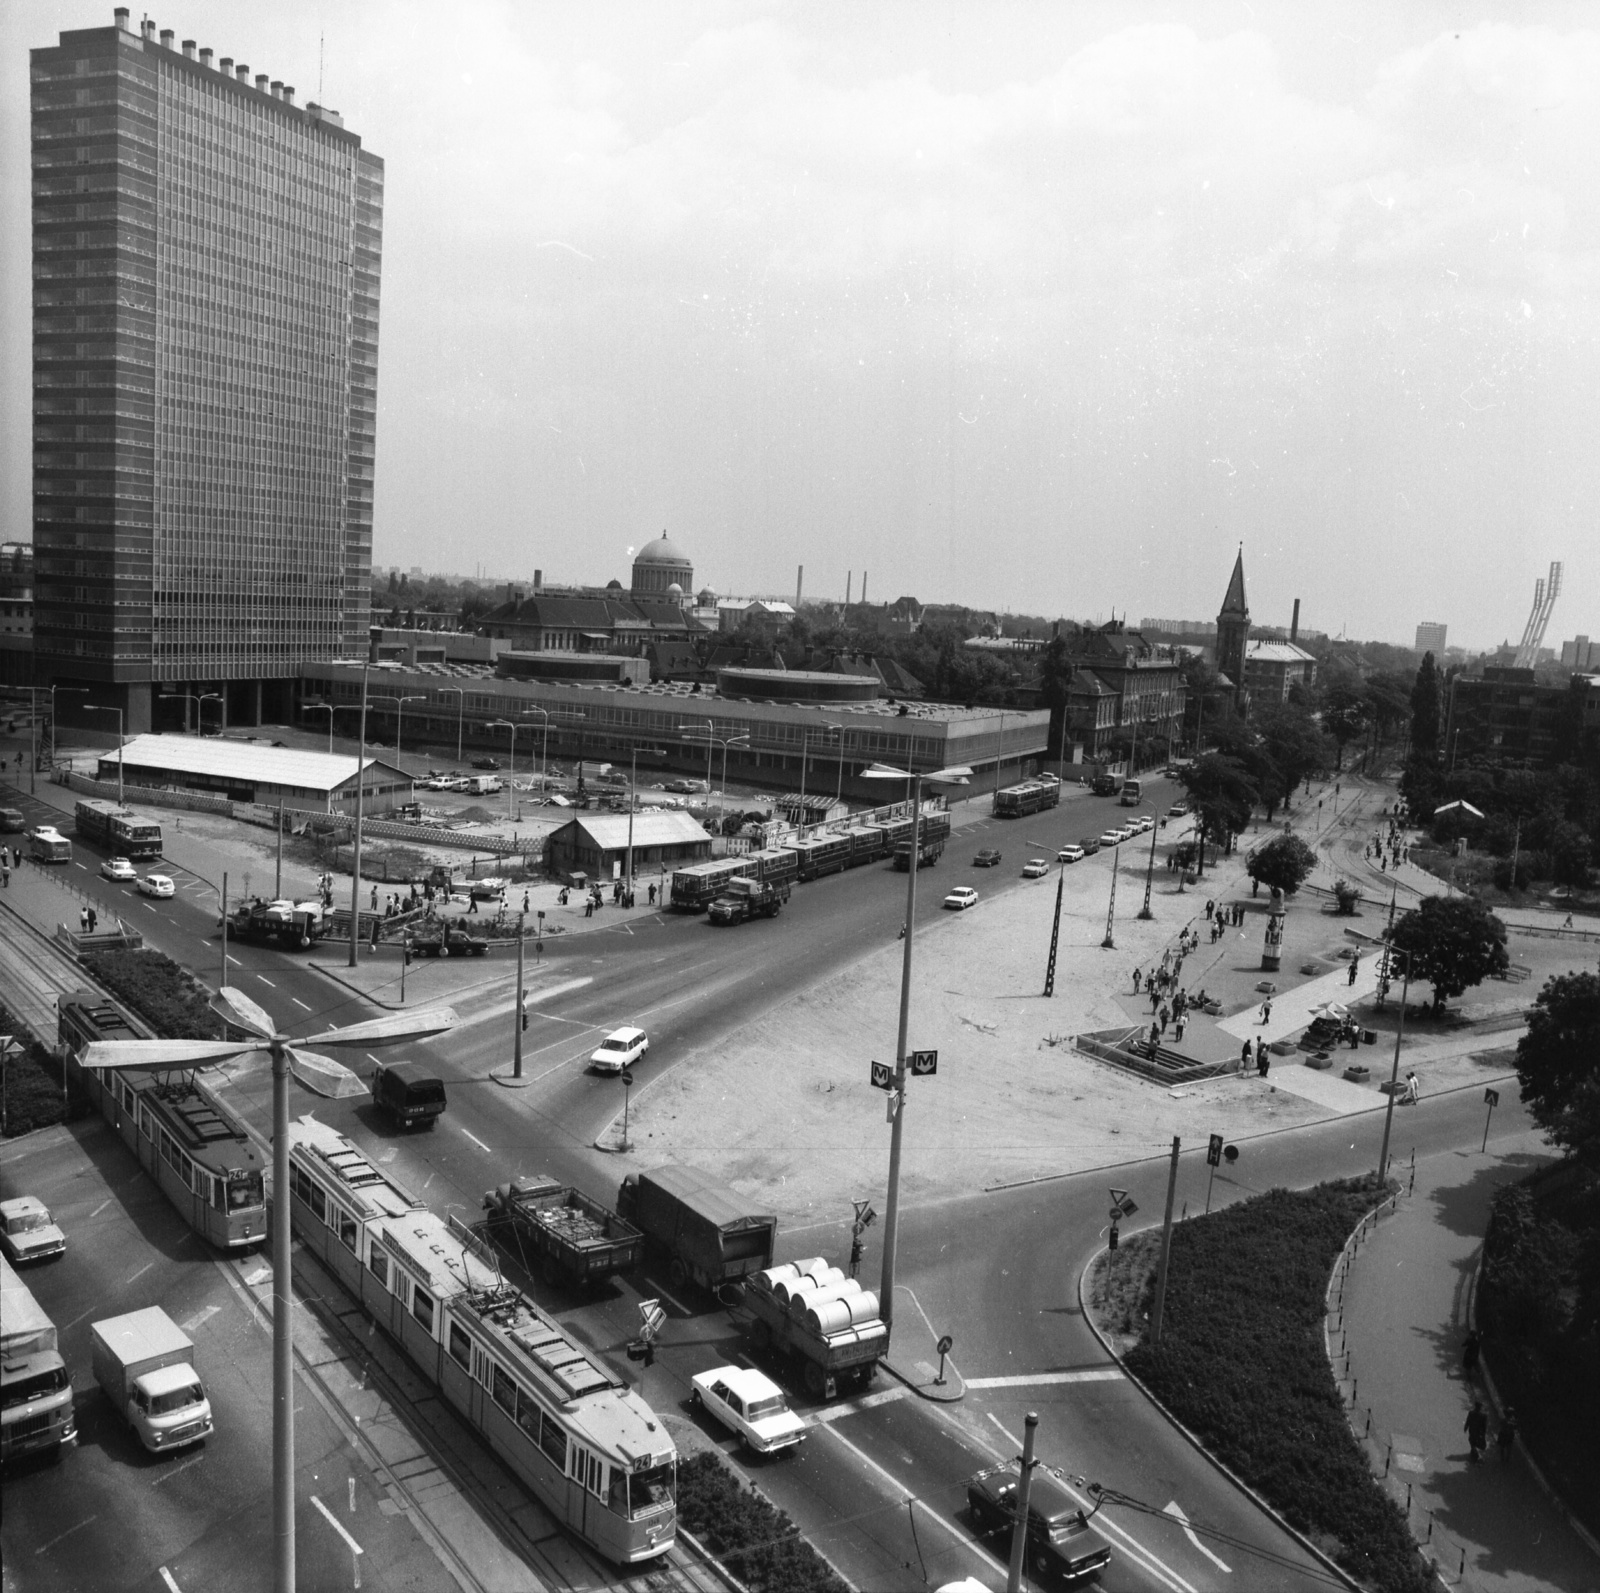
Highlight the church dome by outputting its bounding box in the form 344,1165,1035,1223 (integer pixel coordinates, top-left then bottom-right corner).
632,531,694,599
665,582,684,600
634,532,691,568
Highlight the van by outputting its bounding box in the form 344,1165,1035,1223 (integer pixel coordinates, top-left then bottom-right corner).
0,808,24,833
370,1062,447,1129
462,774,502,796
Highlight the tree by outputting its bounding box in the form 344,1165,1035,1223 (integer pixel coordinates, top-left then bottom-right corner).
1038,630,1075,760
1363,671,1413,752
1321,674,1370,771
1247,833,1318,896
1515,971,1600,1167
1331,878,1362,915
1178,754,1258,876
1410,653,1441,756
1252,704,1327,815
1387,896,1509,1015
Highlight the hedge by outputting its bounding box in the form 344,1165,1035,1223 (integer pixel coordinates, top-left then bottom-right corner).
0,999,79,1137
1123,1179,1429,1593
81,948,224,1040
677,1451,849,1593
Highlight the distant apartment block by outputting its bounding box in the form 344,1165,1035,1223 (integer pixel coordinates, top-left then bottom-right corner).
1140,618,1217,636
1415,622,1448,654
1560,636,1595,670
31,9,382,733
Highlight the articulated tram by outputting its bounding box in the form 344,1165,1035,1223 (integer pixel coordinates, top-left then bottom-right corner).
57,990,267,1250
287,1117,677,1565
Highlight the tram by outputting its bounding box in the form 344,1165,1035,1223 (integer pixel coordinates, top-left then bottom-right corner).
57,990,267,1250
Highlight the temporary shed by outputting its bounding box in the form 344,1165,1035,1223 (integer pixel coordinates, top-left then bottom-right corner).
544,811,712,882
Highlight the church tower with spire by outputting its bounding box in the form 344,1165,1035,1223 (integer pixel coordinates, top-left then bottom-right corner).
1216,547,1250,706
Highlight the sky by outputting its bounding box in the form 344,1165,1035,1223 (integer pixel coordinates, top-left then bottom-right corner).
2,1,1597,651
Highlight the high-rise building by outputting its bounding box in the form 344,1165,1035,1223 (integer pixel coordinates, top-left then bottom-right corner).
31,9,382,733
1415,622,1448,655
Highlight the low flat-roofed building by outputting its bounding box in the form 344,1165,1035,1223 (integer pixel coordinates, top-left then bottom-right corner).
544,811,713,882
99,735,412,813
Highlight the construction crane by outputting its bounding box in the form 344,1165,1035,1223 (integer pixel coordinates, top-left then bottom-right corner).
1512,560,1562,668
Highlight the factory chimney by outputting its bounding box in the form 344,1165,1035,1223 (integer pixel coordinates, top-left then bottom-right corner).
845,571,852,605
796,565,804,607
1290,599,1301,644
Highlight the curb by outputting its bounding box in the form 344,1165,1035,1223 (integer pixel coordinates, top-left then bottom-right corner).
1077,1235,1364,1592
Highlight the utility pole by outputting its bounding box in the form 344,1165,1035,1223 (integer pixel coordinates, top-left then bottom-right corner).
219,873,228,994
1138,806,1159,919
275,801,284,899
1102,843,1119,949
512,934,525,1081
1005,1413,1039,1593
1376,951,1412,1184
1149,1136,1181,1345
1044,866,1063,995
347,665,369,968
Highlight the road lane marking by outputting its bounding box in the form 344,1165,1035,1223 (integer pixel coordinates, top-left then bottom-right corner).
179,1305,221,1334
1165,1501,1231,1573
128,1261,155,1284
90,1200,110,1219
151,1452,205,1487
159,1570,183,1593
311,1494,364,1556
811,1386,908,1423
256,974,275,987
35,1517,98,1554
292,997,311,1010
460,1128,491,1153
985,1414,1197,1593
965,1370,1124,1388
641,1279,695,1316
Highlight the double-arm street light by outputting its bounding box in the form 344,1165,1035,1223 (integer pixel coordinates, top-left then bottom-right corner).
84,703,125,807
860,760,972,1336
168,690,223,737
523,706,586,800
372,693,423,770
677,723,749,802
436,685,466,765
486,719,524,825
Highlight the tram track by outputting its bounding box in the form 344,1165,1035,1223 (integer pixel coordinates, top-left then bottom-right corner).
0,890,95,1037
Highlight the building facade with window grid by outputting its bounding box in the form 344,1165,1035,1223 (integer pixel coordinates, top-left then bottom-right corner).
31,9,381,736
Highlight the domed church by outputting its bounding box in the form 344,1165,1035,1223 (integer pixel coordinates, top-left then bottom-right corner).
631,532,694,600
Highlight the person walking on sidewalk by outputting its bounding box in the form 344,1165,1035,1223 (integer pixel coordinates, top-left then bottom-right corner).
1461,1329,1481,1380
1497,1407,1517,1461
1465,1400,1489,1461
1259,997,1273,1024
1132,967,1142,993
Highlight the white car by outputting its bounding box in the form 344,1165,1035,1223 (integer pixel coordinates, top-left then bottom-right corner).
1022,859,1050,878
589,1026,649,1074
943,887,980,910
691,1365,807,1454
1098,830,1123,847
101,856,137,881
1057,845,1085,864
137,872,176,898
1168,802,1189,817
0,1195,67,1263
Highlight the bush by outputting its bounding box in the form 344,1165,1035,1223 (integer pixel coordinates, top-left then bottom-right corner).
676,1451,849,1593
1123,1180,1429,1593
81,949,223,1040
1332,878,1362,914
0,1000,79,1138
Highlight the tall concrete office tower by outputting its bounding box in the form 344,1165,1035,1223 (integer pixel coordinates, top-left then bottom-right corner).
31,9,382,733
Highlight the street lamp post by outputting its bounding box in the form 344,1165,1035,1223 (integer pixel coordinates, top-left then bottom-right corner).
678,730,749,809
1138,805,1159,920
523,707,586,802
831,723,851,806
486,719,520,825
861,760,972,1336
347,664,370,969
373,693,423,770
677,718,716,795
1376,945,1413,1183
437,686,465,765
84,704,125,807
304,701,338,754
166,690,223,738
28,684,87,794
623,744,668,899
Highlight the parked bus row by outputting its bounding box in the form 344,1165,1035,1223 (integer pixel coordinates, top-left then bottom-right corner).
668,808,953,911
992,777,1062,818
57,990,269,1252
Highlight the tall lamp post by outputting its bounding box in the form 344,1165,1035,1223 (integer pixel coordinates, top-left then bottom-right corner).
1375,944,1413,1183
678,717,716,795
1138,804,1160,920
861,759,972,1335
1027,834,1067,997
524,706,586,800
373,693,423,770
623,743,668,899
346,664,370,969
27,684,86,794
830,722,851,806
304,700,338,754
436,685,465,765
678,728,749,808
486,719,521,825
167,689,223,737
84,704,125,807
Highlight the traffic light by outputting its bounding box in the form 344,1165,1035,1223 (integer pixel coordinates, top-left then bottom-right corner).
403,940,412,965
1207,1134,1223,1167
1108,1222,1120,1252
520,1007,529,1031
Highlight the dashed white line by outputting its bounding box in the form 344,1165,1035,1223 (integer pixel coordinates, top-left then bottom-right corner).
128,1261,155,1284
34,1516,98,1555
460,1128,491,1154
292,997,311,1011
159,1569,183,1593
256,974,275,987
310,1494,364,1556
810,1385,908,1423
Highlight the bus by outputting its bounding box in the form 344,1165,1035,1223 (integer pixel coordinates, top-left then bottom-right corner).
286,1117,677,1564
26,826,71,863
74,798,163,859
0,1254,77,1462
994,781,1062,818
1120,779,1143,807
57,990,267,1251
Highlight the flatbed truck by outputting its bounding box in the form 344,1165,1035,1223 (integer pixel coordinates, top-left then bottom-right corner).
484,1176,644,1286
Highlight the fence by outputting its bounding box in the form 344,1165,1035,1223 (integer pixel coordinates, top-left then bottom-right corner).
58,769,234,817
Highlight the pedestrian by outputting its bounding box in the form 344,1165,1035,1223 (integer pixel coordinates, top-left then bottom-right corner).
1157,1002,1170,1034
648,882,657,905
1259,999,1272,1024
87,905,97,933
1496,1408,1517,1461
1205,898,1214,919
584,897,594,918
1240,1040,1252,1076
370,885,378,910
1174,1014,1186,1043
1465,1401,1488,1461
1149,987,1160,1013
1257,1041,1270,1079
1149,1020,1160,1052
80,906,89,933
1348,958,1358,987
1461,1329,1481,1379
1132,967,1142,993
12,846,20,868
467,893,478,914
1403,1070,1420,1105
522,891,530,914
1,859,9,888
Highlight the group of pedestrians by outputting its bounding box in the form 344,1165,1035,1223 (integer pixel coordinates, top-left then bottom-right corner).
1460,1331,1517,1462
77,904,99,934
1239,1036,1271,1077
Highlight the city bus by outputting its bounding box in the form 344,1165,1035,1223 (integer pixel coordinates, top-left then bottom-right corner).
74,798,163,859
0,1254,77,1462
1120,779,1143,807
26,826,71,863
58,990,267,1251
287,1117,677,1564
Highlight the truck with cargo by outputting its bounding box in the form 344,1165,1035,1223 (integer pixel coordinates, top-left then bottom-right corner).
669,857,747,912
893,833,945,869
741,1258,888,1399
370,1061,448,1129
0,1255,76,1461
707,876,790,924
484,1175,645,1287
616,1165,777,1290
90,1306,213,1454
224,896,328,950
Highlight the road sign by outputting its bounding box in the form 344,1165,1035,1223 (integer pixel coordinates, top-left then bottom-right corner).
1206,1134,1224,1167
1109,1208,1124,1222
911,1049,938,1076
870,1061,893,1091
936,1334,954,1357
1109,1188,1129,1207
639,1299,666,1339
1116,1197,1138,1218
852,1200,877,1230
1484,1087,1500,1107
620,1068,634,1087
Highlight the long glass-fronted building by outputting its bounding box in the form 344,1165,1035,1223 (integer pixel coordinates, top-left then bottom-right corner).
31,8,382,734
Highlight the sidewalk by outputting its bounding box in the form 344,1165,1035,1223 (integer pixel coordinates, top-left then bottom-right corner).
1336,1133,1600,1593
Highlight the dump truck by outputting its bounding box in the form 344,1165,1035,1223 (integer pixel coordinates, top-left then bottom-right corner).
224,897,328,950
1,1255,76,1461
91,1306,213,1454
707,876,790,925
483,1176,644,1287
741,1257,889,1399
616,1165,777,1290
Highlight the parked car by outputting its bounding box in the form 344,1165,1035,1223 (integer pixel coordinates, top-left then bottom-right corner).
973,848,1002,867
663,778,704,794
1167,802,1189,817
690,1365,807,1454
1057,845,1085,864
589,1026,649,1075
1022,859,1050,878
1132,815,1155,833
100,856,137,882
1078,837,1101,856
1098,831,1123,847
0,807,27,833
471,756,501,771
943,887,980,911
0,1195,67,1263
966,1466,1113,1585
137,873,176,898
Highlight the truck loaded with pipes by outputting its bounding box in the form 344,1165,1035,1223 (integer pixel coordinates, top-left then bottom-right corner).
741,1257,888,1399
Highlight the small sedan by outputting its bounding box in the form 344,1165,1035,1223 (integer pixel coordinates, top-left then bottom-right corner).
967,1466,1112,1584
1098,830,1124,847
471,756,502,771
973,848,1002,867
691,1365,807,1455
589,1026,649,1074
1022,859,1050,878
1057,845,1085,864
100,855,137,882
137,872,176,898
943,887,980,911
1131,815,1155,833
0,1195,67,1264
1168,801,1189,817
1078,837,1101,856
